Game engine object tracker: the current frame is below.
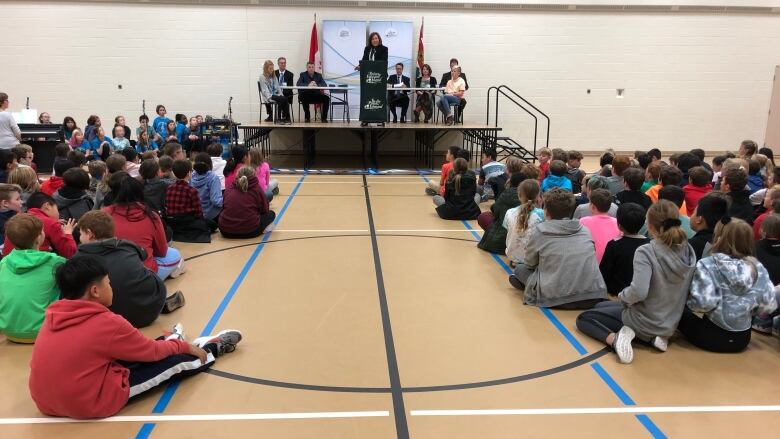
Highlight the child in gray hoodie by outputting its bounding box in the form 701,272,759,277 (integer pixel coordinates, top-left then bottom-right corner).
576,200,696,364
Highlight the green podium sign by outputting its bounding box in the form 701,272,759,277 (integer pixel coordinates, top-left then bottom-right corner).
359,60,388,123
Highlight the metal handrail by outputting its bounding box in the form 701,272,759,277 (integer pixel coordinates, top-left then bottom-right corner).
485,85,551,158
497,85,550,150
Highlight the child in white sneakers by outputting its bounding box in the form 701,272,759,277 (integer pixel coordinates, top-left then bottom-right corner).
29,256,241,419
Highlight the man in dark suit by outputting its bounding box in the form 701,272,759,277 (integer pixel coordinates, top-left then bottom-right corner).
387,63,411,123
296,62,330,123
274,57,295,113
440,58,469,121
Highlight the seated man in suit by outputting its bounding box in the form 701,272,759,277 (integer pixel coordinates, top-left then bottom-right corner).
296,62,330,123
387,63,411,123
440,58,469,121
274,57,294,111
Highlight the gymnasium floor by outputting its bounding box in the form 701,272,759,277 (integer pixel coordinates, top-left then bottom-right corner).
1,171,780,438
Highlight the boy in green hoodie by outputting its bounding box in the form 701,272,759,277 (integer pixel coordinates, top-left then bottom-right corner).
0,213,65,343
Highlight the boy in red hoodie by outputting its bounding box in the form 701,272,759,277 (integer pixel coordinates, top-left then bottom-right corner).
425,146,460,197
29,256,242,419
40,159,76,196
682,166,713,217
2,192,77,258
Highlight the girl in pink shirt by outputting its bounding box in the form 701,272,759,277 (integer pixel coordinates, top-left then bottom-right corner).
579,188,621,262
223,146,250,189
249,148,279,201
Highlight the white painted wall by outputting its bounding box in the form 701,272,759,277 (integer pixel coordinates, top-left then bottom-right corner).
2,1,780,153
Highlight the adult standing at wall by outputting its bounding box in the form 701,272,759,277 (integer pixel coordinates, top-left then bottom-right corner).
0,93,22,150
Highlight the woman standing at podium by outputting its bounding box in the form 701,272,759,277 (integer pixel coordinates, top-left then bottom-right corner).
358,32,388,67
0,93,22,150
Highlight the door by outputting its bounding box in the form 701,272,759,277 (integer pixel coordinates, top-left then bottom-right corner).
765,65,780,152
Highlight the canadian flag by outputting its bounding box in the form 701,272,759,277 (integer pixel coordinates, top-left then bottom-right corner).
309,20,321,73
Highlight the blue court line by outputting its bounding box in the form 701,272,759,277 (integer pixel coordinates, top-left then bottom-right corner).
135,173,307,439
416,170,665,438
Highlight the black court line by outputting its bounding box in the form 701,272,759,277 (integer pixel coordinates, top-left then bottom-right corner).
205,348,609,393
363,174,410,439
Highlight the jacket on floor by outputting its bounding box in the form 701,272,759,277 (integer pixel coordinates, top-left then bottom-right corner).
688,253,777,332
190,170,223,221
0,249,64,340
478,186,520,253
435,171,481,220
2,208,77,258
29,299,189,419
618,240,696,340
53,187,95,222
77,238,167,328
219,175,269,235
522,219,608,307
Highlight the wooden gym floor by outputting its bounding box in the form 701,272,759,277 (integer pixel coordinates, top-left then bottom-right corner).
1,172,780,438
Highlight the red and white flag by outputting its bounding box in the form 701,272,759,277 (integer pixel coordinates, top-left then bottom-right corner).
416,18,425,77
309,20,322,73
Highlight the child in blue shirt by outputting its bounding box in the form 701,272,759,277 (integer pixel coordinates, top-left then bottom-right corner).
153,105,170,139
541,160,573,193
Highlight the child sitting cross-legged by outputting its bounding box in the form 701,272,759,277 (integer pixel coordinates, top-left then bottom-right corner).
77,211,185,328
219,166,277,238
599,203,650,296
509,188,608,309
426,146,459,197
540,160,572,193
579,188,621,263
576,200,696,364
190,152,223,224
0,214,65,343
433,158,481,220
2,192,77,258
679,217,777,352
504,179,544,266
477,172,523,254
28,256,242,419
165,159,215,242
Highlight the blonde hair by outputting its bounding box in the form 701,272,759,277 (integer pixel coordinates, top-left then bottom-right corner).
248,148,264,168
452,158,468,194
711,217,754,258
516,179,540,233
262,60,274,78
235,165,256,192
646,200,688,248
8,167,39,193
504,157,524,189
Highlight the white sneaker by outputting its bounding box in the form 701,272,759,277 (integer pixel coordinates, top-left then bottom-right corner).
652,336,668,352
165,323,185,341
193,329,243,357
263,223,276,234
169,260,187,279
614,326,636,364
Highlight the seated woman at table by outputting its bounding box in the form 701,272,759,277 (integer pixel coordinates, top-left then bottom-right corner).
414,64,438,123
260,60,290,123
437,66,466,126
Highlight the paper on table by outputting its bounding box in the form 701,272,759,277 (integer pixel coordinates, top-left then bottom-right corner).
393,83,403,88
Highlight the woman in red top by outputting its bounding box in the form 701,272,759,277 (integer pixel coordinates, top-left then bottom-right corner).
219,166,276,239
223,145,251,189
103,174,185,280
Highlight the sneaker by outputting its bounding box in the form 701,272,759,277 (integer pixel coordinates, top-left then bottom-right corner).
613,326,635,364
508,275,525,290
272,186,279,195
161,291,186,314
480,193,490,203
169,260,187,279
752,316,774,334
263,223,276,234
424,187,437,196
193,330,243,357
165,323,185,341
651,336,668,352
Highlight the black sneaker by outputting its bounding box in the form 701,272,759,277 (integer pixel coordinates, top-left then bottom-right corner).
508,275,525,290
161,290,186,314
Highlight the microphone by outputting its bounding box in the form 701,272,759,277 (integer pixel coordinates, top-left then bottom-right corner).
229,96,233,103
26,97,29,109
142,99,146,114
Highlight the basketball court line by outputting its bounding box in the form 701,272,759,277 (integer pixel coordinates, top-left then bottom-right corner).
411,405,780,416
270,229,476,233
0,411,390,425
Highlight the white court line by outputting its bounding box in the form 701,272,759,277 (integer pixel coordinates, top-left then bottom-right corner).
274,229,369,233
376,229,476,233
411,405,780,417
273,181,425,184
0,411,390,425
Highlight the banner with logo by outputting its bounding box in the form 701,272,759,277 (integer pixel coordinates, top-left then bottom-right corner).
323,20,367,117
359,60,388,122
368,21,413,77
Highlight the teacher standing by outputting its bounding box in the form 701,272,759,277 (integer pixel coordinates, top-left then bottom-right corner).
357,32,388,69
0,93,22,150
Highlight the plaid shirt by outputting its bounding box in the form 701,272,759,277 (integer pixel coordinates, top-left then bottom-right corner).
165,180,203,218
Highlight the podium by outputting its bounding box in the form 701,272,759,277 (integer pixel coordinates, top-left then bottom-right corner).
359,60,388,123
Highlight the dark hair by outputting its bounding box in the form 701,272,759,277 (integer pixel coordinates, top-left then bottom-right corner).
56,256,109,300
139,159,160,181
26,191,56,210
175,113,187,124
449,58,459,65
105,154,127,174
447,146,460,158
207,143,223,157
690,148,706,162
172,159,192,179
422,63,432,75
747,159,760,176
616,202,646,234
139,114,149,123
158,155,173,173
647,148,662,161
306,61,314,67
156,104,166,114
0,149,16,171
482,149,497,161
589,188,613,213
694,193,729,230
55,142,71,158
62,116,77,129
741,140,758,157
77,210,115,240
224,145,247,177
551,148,568,163
53,158,76,177
677,153,702,177
622,167,645,191
567,150,583,161
688,166,711,187
543,187,576,220
659,166,682,187
86,115,99,126
162,142,183,158
761,214,780,239
712,155,728,167
658,185,685,208
67,149,86,167
599,152,614,167
395,62,404,68
549,160,566,177
368,32,383,46
723,166,748,191
637,153,652,170
758,147,775,166
193,152,213,174
456,149,470,162
62,167,90,190
509,171,525,188
120,147,138,163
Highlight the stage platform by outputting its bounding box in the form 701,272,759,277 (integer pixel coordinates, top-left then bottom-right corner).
240,120,501,170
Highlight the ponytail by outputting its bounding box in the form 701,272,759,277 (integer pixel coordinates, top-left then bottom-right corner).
224,145,247,177
647,200,687,248
234,165,256,193
452,157,468,195
237,176,249,192
516,179,541,233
